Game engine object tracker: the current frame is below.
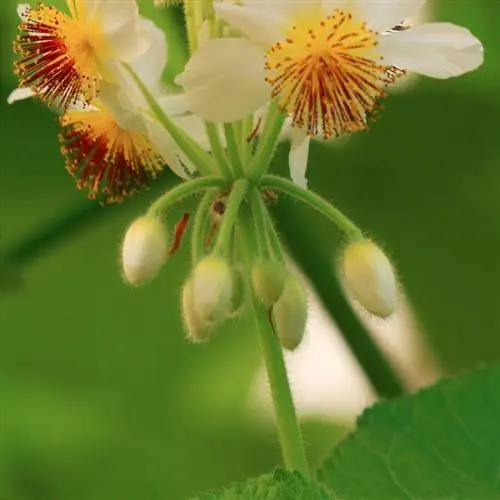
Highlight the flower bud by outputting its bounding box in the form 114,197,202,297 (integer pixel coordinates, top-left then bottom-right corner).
191,256,233,324
121,217,168,286
252,260,287,307
341,239,397,318
181,279,214,343
273,275,308,351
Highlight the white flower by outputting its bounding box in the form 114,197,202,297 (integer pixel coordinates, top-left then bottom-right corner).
12,0,156,110
54,17,211,203
176,0,483,186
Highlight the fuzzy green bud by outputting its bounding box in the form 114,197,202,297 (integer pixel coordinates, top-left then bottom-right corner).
121,216,168,286
191,256,233,324
273,275,308,351
181,278,214,343
252,260,287,307
341,239,397,318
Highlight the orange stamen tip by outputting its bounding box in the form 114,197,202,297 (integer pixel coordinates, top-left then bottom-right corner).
264,9,405,139
59,108,165,204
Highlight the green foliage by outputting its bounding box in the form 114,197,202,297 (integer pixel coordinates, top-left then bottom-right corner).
192,469,338,500
318,365,500,498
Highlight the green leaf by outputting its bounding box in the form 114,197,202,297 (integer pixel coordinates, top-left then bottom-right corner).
318,366,500,499
191,469,338,500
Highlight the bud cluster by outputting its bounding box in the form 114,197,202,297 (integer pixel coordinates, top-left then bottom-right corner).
119,180,399,354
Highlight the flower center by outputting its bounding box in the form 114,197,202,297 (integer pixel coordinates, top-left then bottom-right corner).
59,107,165,204
264,9,403,138
14,0,110,110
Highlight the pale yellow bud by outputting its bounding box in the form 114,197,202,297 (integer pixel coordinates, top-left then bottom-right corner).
181,279,213,343
252,260,286,308
192,257,233,324
341,239,397,318
121,217,168,286
273,276,308,351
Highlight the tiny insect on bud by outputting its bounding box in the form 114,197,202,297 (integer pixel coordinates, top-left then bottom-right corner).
273,275,308,351
252,260,287,307
191,256,233,324
181,279,214,343
121,216,168,286
341,239,397,318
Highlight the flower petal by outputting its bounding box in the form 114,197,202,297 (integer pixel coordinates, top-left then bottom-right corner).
378,22,484,79
215,4,282,46
288,128,310,189
16,3,30,20
175,38,270,123
7,86,34,104
145,120,190,179
129,19,168,88
352,0,425,33
242,0,324,23
96,0,148,62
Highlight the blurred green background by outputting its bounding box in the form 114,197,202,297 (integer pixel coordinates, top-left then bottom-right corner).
1,1,500,499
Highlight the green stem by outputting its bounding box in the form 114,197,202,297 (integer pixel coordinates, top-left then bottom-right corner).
273,202,405,399
262,175,363,240
253,300,309,475
184,0,198,54
205,123,232,179
191,189,218,264
241,115,254,165
237,212,309,475
147,176,227,218
224,123,246,178
248,188,270,259
212,179,249,256
248,103,286,183
261,200,285,262
122,63,218,177
204,0,218,38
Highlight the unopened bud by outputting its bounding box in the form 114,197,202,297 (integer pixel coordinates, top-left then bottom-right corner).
341,239,397,318
252,260,286,307
121,217,168,286
273,276,308,351
181,279,213,343
192,256,233,323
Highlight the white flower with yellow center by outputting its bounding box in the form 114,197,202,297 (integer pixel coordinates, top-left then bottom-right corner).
53,19,211,203
176,0,483,186
12,0,154,110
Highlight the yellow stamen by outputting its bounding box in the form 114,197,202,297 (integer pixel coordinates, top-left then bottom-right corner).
265,9,404,138
14,0,112,109
59,107,165,204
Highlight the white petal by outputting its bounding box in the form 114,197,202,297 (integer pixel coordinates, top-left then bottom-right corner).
145,120,190,180
16,3,30,20
96,0,148,62
175,38,270,123
378,22,484,79
352,0,425,33
129,20,168,87
242,0,323,22
7,87,34,104
289,128,310,189
172,114,215,152
215,4,282,46
95,0,139,33
157,93,190,117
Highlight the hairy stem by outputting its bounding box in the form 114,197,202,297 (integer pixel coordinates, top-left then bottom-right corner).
262,175,363,240
147,176,227,218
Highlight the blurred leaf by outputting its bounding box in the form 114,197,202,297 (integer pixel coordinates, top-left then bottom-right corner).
191,469,337,500
318,365,500,498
